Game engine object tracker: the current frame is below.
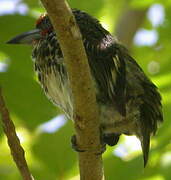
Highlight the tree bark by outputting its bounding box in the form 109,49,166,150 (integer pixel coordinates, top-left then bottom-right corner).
115,7,147,49
40,0,104,179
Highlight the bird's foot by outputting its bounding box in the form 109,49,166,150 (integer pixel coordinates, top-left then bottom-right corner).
71,134,106,155
103,133,120,146
71,135,85,152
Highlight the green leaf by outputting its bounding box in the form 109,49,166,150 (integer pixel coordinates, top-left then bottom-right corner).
32,121,77,179
130,0,158,8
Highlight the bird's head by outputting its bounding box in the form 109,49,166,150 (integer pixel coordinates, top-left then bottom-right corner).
35,14,53,36
7,9,108,46
7,13,53,45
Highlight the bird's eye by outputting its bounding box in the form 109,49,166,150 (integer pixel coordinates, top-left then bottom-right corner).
40,28,53,36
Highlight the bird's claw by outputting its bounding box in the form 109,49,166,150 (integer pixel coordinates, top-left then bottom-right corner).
71,134,106,155
71,135,85,152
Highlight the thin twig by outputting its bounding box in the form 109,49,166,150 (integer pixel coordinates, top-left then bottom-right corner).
40,0,104,179
0,88,33,180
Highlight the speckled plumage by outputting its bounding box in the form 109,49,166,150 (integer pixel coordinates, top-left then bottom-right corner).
8,9,163,166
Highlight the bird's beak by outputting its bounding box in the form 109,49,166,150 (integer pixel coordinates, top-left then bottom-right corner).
7,29,41,45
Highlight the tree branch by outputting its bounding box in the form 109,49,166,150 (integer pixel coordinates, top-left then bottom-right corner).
115,7,147,49
0,88,33,180
40,0,104,179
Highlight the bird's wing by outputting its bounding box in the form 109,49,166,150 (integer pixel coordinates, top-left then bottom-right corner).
86,42,126,117
125,53,163,166
125,54,163,129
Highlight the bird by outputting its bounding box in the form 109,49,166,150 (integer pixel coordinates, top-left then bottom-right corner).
7,9,163,167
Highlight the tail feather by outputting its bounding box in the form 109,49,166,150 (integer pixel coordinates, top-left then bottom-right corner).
141,133,150,167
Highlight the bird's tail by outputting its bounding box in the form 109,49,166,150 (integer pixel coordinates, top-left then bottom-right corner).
140,132,150,167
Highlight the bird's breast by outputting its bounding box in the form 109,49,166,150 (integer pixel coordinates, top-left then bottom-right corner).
35,60,73,118
32,37,74,118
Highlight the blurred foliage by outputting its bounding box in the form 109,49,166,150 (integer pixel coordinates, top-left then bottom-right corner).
130,0,171,8
0,0,171,179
